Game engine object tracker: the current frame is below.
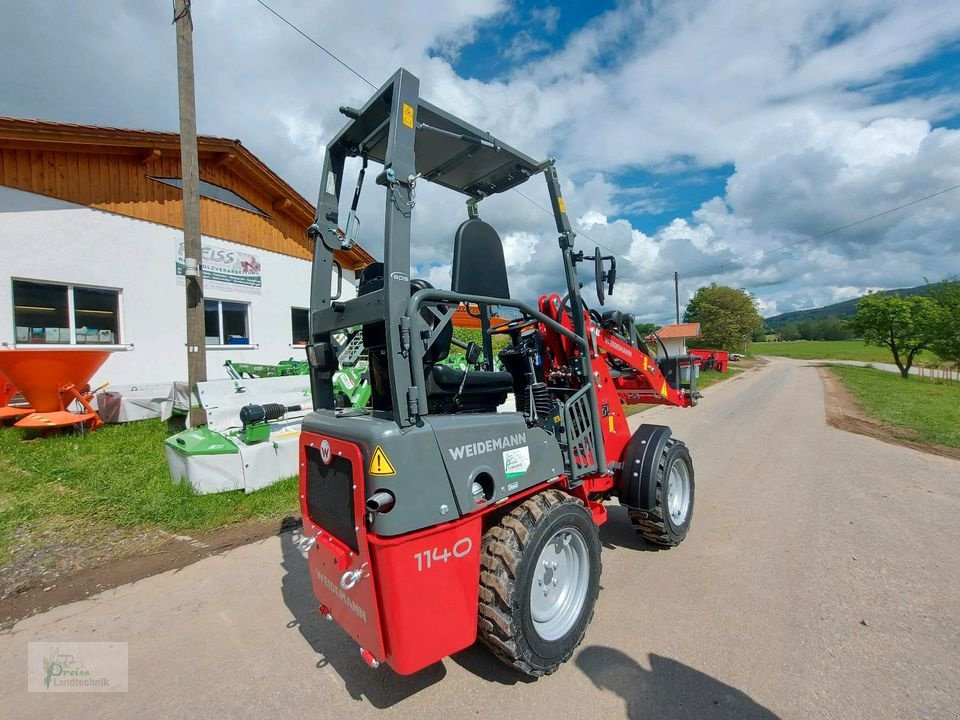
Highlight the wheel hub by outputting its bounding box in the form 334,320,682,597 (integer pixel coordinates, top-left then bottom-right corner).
529,527,589,642
666,459,691,525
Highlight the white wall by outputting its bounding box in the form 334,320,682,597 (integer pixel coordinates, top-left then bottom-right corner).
657,337,688,358
0,186,357,388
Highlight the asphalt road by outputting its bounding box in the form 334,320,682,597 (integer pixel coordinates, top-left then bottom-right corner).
3,357,958,719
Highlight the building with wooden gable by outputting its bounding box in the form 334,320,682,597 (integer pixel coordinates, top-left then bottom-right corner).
0,117,372,387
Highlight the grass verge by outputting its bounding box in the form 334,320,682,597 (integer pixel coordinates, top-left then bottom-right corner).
0,420,299,565
829,365,960,449
755,340,898,363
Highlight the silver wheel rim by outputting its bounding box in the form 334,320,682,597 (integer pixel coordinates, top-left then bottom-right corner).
666,458,691,526
529,527,590,642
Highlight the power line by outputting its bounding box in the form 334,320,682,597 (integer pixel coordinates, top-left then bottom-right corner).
256,0,959,289
254,0,377,89
254,0,704,282
682,182,960,277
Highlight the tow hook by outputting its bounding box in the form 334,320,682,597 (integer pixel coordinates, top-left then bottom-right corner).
340,563,369,590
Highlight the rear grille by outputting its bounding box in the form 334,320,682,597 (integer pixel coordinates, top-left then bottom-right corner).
304,447,358,552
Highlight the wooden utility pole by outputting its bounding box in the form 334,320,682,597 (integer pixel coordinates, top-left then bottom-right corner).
174,0,207,426
674,271,681,325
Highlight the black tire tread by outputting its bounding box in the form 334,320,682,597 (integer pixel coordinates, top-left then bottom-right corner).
477,489,597,677
627,438,689,546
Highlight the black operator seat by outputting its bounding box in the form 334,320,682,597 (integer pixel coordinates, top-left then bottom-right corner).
425,219,515,412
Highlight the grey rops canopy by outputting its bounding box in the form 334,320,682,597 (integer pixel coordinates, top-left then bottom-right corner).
329,86,542,198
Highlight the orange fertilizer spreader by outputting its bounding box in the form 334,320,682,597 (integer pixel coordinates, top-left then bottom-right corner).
0,349,110,431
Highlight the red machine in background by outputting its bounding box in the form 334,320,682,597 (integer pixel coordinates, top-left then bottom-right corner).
688,348,729,373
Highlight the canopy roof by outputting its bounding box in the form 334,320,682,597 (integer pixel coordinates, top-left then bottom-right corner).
330,90,543,199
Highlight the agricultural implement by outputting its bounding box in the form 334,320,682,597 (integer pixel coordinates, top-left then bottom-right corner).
224,330,370,409
0,369,32,423
0,349,109,431
297,68,697,677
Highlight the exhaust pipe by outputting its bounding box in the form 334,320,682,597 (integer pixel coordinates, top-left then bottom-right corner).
366,491,395,515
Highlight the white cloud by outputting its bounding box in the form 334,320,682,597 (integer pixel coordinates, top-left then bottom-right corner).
1,0,959,322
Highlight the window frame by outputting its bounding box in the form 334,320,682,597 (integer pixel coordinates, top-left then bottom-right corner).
11,277,125,347
204,297,253,348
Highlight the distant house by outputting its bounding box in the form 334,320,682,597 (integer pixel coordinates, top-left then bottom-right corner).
649,322,701,359
0,117,373,387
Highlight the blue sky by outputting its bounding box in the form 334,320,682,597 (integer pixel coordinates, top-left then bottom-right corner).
2,0,959,322
444,0,618,81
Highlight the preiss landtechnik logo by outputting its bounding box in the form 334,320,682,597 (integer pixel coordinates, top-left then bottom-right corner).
28,642,128,693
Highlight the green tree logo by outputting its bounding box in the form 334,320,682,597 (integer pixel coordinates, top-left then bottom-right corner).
42,654,61,689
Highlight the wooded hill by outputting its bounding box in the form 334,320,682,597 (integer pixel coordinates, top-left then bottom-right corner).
764,284,929,329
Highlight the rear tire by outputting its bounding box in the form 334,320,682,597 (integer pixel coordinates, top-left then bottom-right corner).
478,489,601,677
629,439,694,547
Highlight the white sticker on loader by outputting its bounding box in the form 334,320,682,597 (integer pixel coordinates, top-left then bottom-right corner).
503,446,530,480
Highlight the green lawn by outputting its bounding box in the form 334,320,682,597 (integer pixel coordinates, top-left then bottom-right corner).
830,365,960,449
0,420,298,563
755,340,900,362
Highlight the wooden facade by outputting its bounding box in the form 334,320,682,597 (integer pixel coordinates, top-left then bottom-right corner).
0,118,374,269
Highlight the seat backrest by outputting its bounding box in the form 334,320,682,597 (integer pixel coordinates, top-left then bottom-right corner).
451,219,510,299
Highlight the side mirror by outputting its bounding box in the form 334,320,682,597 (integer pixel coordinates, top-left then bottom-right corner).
594,248,605,305
593,247,617,306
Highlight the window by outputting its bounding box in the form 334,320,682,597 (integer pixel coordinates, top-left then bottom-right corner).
205,299,250,345
13,279,120,344
291,307,309,345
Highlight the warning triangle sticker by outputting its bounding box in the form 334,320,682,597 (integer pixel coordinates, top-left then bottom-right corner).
369,446,397,476
660,380,669,398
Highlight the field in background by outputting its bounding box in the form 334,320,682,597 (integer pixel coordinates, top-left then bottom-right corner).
756,340,898,363
830,365,960,449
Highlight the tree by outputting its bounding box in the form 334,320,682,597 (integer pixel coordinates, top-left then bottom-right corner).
847,293,940,378
684,284,764,351
928,280,960,367
779,323,801,341
635,322,658,337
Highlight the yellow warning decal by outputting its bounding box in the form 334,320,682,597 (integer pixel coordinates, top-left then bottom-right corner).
369,446,397,476
557,196,567,213
402,103,415,129
660,380,669,398
608,415,615,432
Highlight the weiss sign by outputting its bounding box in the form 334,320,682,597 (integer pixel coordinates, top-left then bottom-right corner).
175,239,262,294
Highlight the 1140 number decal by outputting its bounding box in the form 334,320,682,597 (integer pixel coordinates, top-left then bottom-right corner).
414,537,472,571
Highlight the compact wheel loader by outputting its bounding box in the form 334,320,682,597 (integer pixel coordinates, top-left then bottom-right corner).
299,68,698,677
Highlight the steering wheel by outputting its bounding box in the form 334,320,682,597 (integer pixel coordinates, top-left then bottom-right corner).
487,316,540,334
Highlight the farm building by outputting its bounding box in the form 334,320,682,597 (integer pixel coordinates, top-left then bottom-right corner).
651,322,701,358
0,117,372,389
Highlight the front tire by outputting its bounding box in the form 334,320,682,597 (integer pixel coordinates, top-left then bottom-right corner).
477,489,601,677
629,439,694,546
